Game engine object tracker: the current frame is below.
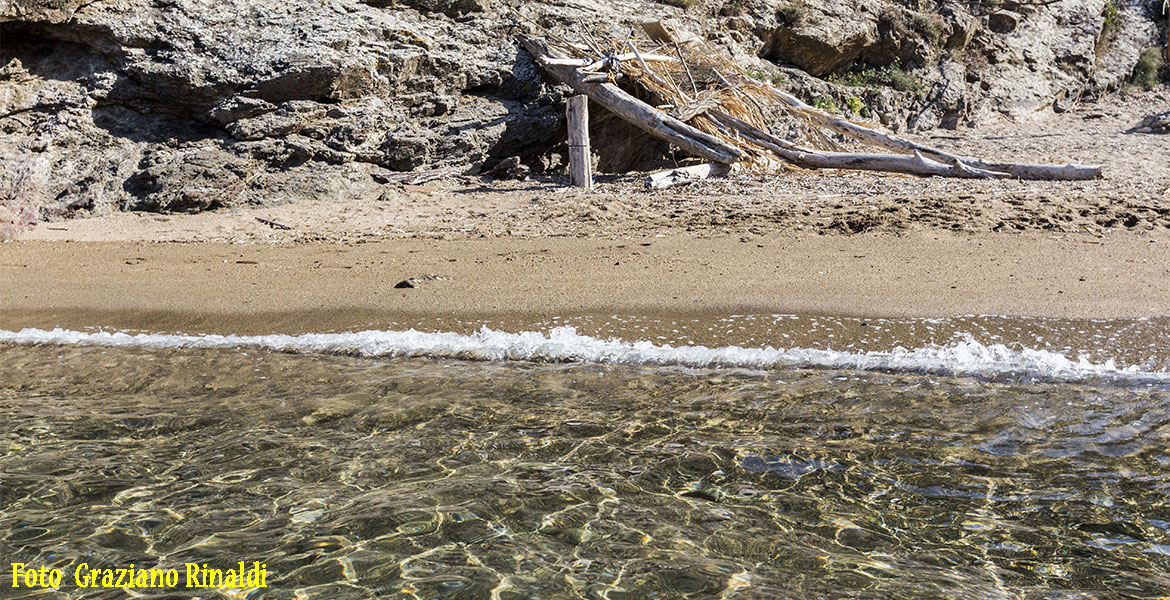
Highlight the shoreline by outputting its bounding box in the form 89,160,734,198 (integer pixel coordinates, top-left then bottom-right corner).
3,231,1169,337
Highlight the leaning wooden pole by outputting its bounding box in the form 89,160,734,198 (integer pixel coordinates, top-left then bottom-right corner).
566,95,593,189
520,36,744,165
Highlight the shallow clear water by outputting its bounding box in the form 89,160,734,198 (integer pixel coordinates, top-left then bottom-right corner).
2,340,1170,599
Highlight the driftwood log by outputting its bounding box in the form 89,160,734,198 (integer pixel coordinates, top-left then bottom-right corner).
520,37,743,164
521,34,1102,182
708,110,1009,179
761,86,1101,180
646,163,732,188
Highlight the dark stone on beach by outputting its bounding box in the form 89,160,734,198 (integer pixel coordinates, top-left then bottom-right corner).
490,156,530,181
395,274,448,289
1132,111,1170,134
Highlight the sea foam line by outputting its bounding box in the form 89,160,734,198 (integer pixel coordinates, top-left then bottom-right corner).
0,326,1164,384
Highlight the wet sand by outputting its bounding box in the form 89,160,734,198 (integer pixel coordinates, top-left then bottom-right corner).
2,231,1169,336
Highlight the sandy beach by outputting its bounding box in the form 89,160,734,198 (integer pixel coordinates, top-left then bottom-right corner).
1,231,1168,337
4,91,1170,338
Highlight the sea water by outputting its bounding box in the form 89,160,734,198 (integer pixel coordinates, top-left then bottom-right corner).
1,317,1169,598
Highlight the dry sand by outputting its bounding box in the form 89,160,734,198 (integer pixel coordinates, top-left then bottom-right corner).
2,232,1169,336
4,90,1170,336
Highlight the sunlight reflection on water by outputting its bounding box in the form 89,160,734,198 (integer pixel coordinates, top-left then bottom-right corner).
1,343,1169,598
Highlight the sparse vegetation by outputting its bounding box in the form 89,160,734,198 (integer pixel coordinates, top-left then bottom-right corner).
1128,47,1170,89
830,59,924,94
746,69,786,86
845,95,865,115
778,3,807,26
811,96,838,112
908,12,947,46
1101,0,1121,38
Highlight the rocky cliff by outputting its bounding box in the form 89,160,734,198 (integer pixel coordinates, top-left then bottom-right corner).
0,0,1165,219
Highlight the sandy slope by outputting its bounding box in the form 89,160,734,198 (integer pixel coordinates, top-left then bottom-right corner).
19,89,1170,244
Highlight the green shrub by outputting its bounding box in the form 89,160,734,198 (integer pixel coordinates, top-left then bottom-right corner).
1101,0,1120,37
811,97,838,112
830,59,923,94
845,95,865,115
1129,47,1170,90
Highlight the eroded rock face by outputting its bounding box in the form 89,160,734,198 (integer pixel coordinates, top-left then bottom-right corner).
965,0,1157,118
1,0,579,214
745,0,880,76
0,0,1162,217
0,0,89,23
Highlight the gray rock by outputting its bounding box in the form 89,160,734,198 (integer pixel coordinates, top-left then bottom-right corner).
0,0,1163,219
394,274,448,289
988,10,1021,34
758,0,879,76
489,156,529,180
1132,110,1170,133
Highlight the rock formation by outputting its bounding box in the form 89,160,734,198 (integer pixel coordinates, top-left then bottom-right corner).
0,0,1164,217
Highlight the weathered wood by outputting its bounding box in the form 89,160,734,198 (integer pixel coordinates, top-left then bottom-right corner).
523,34,1098,181
670,97,720,122
676,44,699,96
641,20,675,44
546,54,677,70
627,40,669,88
566,95,592,190
761,85,1102,180
709,110,1010,179
520,36,744,165
646,163,731,189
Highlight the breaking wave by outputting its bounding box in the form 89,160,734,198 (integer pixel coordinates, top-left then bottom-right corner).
1,326,1166,384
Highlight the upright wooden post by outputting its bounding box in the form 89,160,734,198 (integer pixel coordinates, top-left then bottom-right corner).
566,95,592,190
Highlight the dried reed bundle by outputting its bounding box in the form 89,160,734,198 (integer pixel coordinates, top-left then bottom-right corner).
522,23,1101,182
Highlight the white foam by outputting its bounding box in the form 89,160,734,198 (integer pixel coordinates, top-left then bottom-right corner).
0,326,1165,384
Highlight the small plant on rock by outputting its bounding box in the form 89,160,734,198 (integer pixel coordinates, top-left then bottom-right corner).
909,12,947,46
747,69,786,86
811,96,838,112
845,95,865,115
778,3,807,26
1102,0,1121,37
830,59,924,94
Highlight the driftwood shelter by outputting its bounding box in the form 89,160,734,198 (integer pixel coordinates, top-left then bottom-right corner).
519,23,1102,189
